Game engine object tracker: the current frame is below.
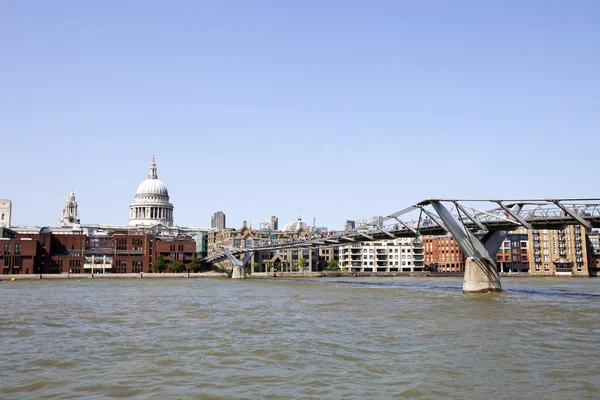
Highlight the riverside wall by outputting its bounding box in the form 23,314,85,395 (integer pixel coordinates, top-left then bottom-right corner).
0,272,229,281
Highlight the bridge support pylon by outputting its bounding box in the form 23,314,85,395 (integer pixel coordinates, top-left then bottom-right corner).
463,257,502,293
221,247,253,279
429,201,522,293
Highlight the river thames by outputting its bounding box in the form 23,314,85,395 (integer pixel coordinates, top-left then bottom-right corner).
1,277,599,399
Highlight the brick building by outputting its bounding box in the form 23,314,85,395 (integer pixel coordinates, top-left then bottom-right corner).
528,225,591,276
0,227,197,275
423,235,466,272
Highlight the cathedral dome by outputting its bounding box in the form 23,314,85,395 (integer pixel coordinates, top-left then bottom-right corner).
135,178,169,198
129,155,174,227
134,155,169,199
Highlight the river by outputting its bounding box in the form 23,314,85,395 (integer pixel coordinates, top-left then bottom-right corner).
1,277,599,399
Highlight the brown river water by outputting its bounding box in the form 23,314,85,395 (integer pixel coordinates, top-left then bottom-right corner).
1,277,600,399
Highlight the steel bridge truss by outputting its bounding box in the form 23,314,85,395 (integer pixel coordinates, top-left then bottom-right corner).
202,198,600,265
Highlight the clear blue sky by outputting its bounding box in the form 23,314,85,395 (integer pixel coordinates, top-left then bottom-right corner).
1,1,599,229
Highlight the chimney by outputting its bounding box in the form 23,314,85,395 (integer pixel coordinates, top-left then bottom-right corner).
242,220,247,228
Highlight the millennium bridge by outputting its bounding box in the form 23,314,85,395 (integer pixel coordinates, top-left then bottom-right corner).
202,198,600,293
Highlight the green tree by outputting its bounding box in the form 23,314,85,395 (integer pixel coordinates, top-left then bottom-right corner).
326,259,339,271
189,258,202,273
170,260,185,273
298,257,308,271
252,262,261,273
152,255,166,273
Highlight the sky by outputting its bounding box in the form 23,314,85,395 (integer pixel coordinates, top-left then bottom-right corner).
1,0,599,230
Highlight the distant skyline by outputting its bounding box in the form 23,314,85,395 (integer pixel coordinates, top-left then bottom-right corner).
2,1,600,229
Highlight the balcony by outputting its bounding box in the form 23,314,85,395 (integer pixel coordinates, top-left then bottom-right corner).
555,267,572,274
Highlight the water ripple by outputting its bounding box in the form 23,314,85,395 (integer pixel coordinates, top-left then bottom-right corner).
1,277,600,399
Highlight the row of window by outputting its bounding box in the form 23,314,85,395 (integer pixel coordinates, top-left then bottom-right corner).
3,255,21,267
2,243,21,255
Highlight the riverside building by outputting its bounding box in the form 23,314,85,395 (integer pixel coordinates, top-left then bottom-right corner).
423,235,466,272
3,156,207,275
528,225,591,276
338,237,424,273
208,221,320,273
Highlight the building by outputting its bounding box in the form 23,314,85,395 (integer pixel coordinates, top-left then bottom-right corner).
129,155,174,227
586,231,600,276
344,220,356,231
0,199,11,228
338,237,424,273
211,211,226,229
4,155,209,274
423,235,465,272
528,225,591,276
283,213,310,232
318,247,339,269
496,230,529,274
0,227,197,275
192,231,210,259
58,189,80,227
208,221,320,273
259,216,278,231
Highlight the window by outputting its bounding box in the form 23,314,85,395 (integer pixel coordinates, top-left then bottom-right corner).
3,243,10,254
14,243,21,255
132,238,143,250
116,238,127,251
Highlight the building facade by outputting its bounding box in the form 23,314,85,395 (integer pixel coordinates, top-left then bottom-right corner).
211,211,226,229
423,235,466,272
0,228,197,275
0,199,11,228
338,237,424,273
528,225,591,276
259,216,278,231
496,230,530,273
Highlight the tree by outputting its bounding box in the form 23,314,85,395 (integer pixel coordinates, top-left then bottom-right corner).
189,258,202,273
252,262,261,273
298,257,308,271
425,263,438,272
152,255,166,273
326,259,339,271
170,261,185,273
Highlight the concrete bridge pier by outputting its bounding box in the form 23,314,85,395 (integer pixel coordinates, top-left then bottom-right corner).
221,247,253,279
231,265,246,279
463,257,502,293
